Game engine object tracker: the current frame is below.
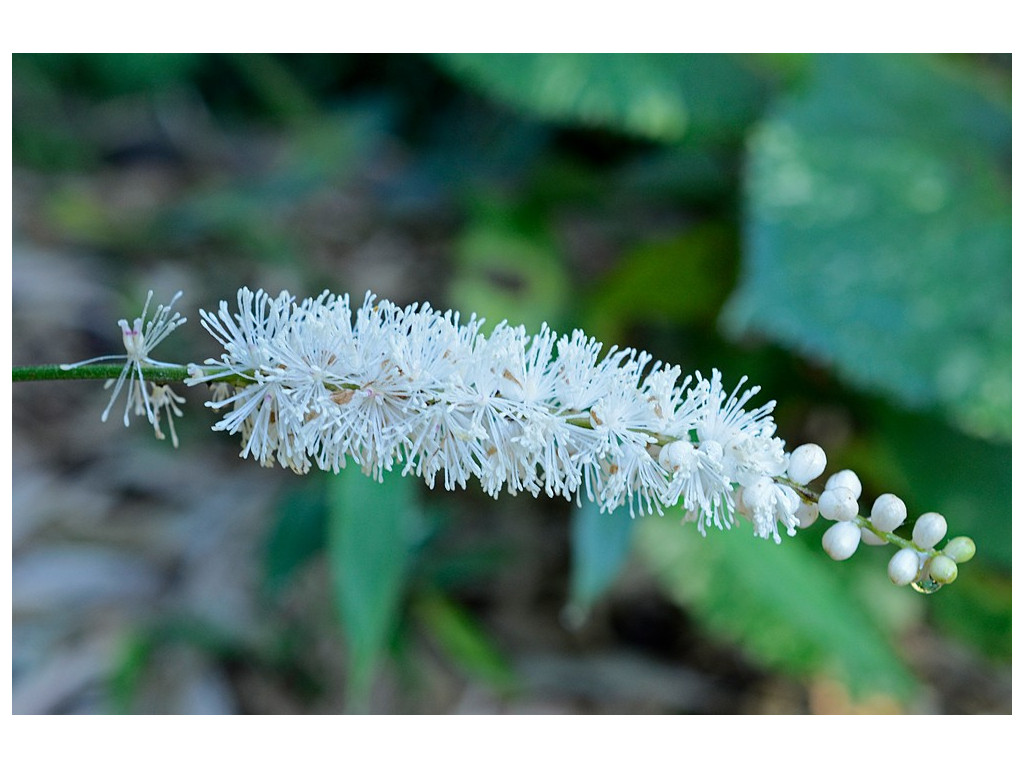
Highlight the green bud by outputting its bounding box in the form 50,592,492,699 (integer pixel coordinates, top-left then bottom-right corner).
928,554,958,584
943,536,976,564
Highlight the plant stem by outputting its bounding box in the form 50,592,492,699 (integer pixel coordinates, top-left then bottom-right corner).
12,364,193,384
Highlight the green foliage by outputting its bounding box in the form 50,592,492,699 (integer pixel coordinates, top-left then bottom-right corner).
567,500,635,622
434,53,769,143
413,591,516,694
582,223,736,342
636,517,918,701
449,211,570,333
263,480,328,595
726,54,1011,440
327,469,422,711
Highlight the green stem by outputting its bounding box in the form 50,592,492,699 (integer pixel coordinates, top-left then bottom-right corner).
13,363,193,384
11,363,258,388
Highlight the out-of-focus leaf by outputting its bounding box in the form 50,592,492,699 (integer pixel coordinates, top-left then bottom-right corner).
929,570,1012,660
20,53,204,96
636,517,917,702
727,54,1010,440
567,500,634,623
327,469,420,711
583,223,736,342
414,591,516,694
434,54,767,143
263,480,328,595
863,406,1011,570
449,217,569,333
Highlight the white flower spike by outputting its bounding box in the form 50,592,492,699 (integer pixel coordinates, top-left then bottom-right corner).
53,286,977,592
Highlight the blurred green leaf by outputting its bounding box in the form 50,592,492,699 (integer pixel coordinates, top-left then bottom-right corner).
449,215,569,333
328,469,421,711
928,570,1012,660
414,591,516,694
636,517,917,702
583,223,736,342
264,480,328,595
727,54,1011,440
435,54,767,143
567,500,634,623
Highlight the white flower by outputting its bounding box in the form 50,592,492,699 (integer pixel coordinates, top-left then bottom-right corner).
177,288,871,545
62,290,186,429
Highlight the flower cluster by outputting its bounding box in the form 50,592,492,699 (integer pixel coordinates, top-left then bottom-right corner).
186,289,806,540
57,287,977,588
814,472,975,589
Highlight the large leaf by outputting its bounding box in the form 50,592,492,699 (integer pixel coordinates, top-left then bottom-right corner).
327,469,421,711
726,54,1010,440
636,517,918,702
434,54,767,143
263,480,328,595
566,499,635,623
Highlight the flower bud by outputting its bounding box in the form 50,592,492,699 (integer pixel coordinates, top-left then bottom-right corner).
927,554,958,584
742,477,774,510
822,521,861,561
943,536,976,564
861,528,887,546
825,469,862,500
888,548,922,586
869,493,907,533
818,486,859,522
795,501,819,529
787,443,827,485
658,440,696,473
912,512,947,549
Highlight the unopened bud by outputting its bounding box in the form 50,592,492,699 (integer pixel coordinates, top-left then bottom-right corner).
928,554,958,584
825,469,862,500
822,521,861,561
942,536,976,564
913,512,947,549
818,486,859,522
888,548,922,586
869,493,907,533
787,443,827,485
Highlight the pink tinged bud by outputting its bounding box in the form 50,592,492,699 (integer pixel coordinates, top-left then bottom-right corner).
869,493,907,532
912,512,947,549
822,521,861,560
888,548,922,586
825,469,862,500
818,486,859,522
787,443,827,485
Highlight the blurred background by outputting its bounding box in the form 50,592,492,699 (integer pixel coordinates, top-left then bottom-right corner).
11,53,1011,714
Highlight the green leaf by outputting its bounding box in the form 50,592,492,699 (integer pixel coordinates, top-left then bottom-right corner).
413,591,516,694
567,499,634,623
434,54,767,143
449,217,569,334
263,480,328,595
327,469,420,711
582,223,736,342
727,54,1011,440
636,517,918,702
